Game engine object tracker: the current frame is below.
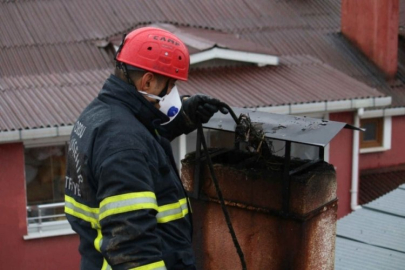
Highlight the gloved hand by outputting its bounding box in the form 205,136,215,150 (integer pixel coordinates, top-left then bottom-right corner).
182,94,229,124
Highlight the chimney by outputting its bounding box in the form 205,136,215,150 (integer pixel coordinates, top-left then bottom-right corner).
182,151,337,270
341,0,399,78
181,109,360,269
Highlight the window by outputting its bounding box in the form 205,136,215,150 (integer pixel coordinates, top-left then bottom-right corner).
24,144,74,239
359,116,391,153
360,118,383,148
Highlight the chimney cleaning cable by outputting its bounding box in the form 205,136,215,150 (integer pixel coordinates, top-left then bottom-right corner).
196,104,247,270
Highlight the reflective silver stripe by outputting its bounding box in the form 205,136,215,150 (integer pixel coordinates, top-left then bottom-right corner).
65,201,99,220
64,200,99,227
100,197,158,214
99,192,158,220
157,198,189,223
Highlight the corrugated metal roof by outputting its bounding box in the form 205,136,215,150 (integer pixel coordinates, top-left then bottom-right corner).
240,30,390,88
0,0,329,48
364,188,405,217
0,55,384,132
359,164,405,205
0,69,110,131
335,238,405,270
337,209,405,252
335,187,405,269
0,0,402,132
0,42,112,77
180,55,384,108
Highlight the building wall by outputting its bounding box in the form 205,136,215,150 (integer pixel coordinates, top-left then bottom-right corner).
329,112,354,218
0,142,80,269
359,115,405,170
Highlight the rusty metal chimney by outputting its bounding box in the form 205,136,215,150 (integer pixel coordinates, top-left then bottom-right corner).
181,108,359,270
341,0,399,79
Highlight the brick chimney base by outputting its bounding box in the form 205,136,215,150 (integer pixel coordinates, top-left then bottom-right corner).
182,151,337,270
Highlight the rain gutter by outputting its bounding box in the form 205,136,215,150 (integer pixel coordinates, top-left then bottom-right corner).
0,126,73,144
256,96,392,114
190,48,279,66
0,96,395,144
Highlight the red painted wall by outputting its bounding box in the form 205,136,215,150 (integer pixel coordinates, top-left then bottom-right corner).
329,112,354,218
0,143,80,269
360,115,405,170
341,0,399,78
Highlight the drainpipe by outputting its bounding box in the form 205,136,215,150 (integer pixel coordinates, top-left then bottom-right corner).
179,134,187,173
351,108,363,211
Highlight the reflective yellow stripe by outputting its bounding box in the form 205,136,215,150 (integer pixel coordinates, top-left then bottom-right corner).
101,259,112,270
129,260,166,270
157,198,189,223
94,227,103,253
64,195,99,226
99,192,158,220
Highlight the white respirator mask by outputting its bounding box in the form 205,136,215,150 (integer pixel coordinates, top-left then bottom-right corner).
139,85,182,125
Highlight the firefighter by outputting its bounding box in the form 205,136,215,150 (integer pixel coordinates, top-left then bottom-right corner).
65,27,228,270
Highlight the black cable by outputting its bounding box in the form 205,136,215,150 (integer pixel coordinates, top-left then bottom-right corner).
197,121,247,270
219,102,239,125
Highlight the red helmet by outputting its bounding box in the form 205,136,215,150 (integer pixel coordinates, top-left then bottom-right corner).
116,27,190,81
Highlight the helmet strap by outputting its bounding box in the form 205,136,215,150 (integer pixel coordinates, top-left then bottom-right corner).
114,34,127,61
122,63,134,85
114,34,134,85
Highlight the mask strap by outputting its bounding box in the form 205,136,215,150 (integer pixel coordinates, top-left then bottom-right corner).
158,80,170,98
139,91,162,101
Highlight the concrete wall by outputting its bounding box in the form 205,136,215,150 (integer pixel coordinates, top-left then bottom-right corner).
182,152,337,270
0,142,80,269
359,115,405,170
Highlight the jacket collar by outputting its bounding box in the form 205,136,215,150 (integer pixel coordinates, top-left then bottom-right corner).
99,74,170,133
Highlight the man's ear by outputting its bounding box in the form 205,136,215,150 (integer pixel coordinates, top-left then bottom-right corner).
139,72,155,91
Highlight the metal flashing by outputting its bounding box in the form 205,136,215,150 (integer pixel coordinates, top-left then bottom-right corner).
190,48,279,66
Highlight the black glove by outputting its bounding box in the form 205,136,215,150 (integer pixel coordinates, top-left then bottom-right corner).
182,94,229,124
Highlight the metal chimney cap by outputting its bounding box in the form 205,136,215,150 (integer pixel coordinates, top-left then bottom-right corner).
203,107,361,147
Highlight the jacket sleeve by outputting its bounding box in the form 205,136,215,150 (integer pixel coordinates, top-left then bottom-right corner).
95,149,166,270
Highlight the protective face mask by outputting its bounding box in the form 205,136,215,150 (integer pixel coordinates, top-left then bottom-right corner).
139,85,182,125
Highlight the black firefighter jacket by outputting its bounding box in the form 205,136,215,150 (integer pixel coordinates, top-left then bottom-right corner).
65,74,196,270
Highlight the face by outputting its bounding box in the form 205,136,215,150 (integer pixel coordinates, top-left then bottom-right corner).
136,72,177,109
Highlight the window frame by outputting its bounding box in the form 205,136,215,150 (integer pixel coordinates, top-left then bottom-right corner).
360,117,384,148
359,116,392,153
23,136,75,239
